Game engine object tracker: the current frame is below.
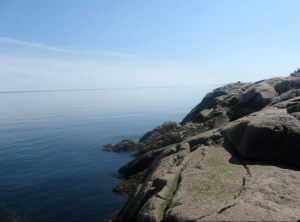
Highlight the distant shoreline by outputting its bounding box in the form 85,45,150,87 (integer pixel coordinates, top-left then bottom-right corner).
0,85,222,94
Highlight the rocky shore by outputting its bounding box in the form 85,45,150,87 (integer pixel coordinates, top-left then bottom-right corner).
106,72,300,221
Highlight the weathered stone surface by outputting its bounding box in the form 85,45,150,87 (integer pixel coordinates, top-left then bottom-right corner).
202,161,300,221
164,146,245,221
238,162,300,221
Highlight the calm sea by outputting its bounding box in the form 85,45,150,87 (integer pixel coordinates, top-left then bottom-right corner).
0,86,214,221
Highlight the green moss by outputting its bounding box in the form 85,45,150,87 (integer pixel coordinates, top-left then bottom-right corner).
113,170,147,196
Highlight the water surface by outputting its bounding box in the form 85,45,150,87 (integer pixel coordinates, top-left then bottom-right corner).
0,86,214,221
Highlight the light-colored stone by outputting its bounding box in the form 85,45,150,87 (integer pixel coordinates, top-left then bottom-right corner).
164,147,245,221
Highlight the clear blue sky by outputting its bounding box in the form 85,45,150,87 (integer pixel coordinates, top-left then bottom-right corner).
0,0,299,91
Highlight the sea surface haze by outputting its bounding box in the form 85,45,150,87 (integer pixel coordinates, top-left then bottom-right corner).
0,86,214,221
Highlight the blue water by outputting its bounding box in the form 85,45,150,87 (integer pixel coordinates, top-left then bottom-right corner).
0,87,214,221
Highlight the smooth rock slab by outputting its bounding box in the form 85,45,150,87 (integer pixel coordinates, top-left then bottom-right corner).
164,147,246,221
202,162,300,221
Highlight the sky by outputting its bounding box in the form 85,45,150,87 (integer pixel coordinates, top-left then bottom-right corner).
0,0,300,91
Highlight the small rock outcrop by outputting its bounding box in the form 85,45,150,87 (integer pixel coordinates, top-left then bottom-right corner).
139,121,178,142
103,139,137,152
104,121,206,157
112,72,300,222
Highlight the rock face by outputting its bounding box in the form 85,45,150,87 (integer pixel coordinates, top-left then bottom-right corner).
181,73,300,126
114,73,300,222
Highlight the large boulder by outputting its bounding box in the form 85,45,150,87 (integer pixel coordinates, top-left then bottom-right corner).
274,80,292,94
226,107,300,168
229,83,277,120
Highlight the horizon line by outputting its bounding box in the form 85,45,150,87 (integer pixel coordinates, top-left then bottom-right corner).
0,85,222,94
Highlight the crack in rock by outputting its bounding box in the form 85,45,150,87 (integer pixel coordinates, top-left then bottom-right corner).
162,155,193,221
234,176,246,199
241,163,252,177
217,203,237,214
193,215,206,221
224,136,252,178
